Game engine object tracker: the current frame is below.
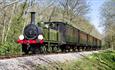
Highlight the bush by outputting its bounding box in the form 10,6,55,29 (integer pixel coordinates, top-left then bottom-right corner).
0,42,22,56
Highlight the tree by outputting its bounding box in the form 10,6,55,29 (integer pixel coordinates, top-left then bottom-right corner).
100,0,115,49
0,0,28,55
58,0,89,23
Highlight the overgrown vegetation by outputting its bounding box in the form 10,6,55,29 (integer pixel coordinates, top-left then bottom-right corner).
0,1,27,55
36,50,115,70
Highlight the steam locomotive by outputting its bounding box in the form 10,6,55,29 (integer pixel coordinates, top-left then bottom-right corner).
17,12,101,54
17,12,44,54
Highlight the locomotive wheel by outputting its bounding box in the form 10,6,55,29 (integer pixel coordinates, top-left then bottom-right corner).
86,47,88,51
40,45,47,54
51,46,54,53
82,46,85,51
72,46,76,52
45,44,49,53
55,45,59,53
51,45,58,53
77,46,80,52
49,46,52,53
31,46,36,54
22,44,29,54
60,45,66,53
67,46,71,52
65,45,70,52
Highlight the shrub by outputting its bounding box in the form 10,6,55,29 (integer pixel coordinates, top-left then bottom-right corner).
0,42,22,56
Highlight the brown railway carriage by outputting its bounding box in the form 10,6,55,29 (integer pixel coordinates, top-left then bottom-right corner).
65,24,78,44
87,34,94,50
73,27,78,44
98,39,101,49
93,37,97,50
79,31,87,46
97,39,100,49
88,35,94,46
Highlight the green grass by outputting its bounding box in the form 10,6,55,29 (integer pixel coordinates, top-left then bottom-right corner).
36,50,115,70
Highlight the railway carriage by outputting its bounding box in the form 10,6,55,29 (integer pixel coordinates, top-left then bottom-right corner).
87,35,94,50
41,22,101,52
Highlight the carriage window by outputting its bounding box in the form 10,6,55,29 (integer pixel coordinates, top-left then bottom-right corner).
45,24,49,28
43,22,58,30
50,23,58,30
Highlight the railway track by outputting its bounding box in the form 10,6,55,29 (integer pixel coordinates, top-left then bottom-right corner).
0,50,98,59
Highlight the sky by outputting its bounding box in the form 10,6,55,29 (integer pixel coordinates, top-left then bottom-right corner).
88,0,105,34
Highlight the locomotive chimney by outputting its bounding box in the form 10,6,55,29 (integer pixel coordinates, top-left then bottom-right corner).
30,12,35,24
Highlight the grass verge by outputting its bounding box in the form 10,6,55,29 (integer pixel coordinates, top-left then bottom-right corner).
36,50,115,70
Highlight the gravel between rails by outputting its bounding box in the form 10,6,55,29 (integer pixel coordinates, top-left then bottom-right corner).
0,51,99,70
